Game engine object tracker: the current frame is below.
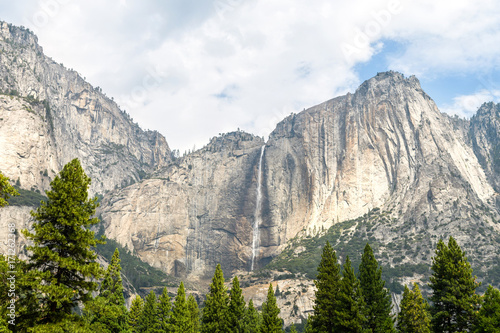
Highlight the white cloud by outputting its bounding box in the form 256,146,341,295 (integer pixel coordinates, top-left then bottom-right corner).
3,0,500,151
441,89,500,118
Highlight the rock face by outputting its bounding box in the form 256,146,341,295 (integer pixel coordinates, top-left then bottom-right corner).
100,71,500,280
0,22,171,195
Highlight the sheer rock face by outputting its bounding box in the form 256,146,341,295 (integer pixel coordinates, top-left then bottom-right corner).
100,72,499,278
0,22,171,195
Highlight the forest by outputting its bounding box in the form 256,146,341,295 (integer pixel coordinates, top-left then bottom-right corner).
0,159,499,332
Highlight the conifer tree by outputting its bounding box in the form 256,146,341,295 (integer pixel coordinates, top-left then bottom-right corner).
171,282,191,332
289,323,298,333
21,158,104,324
474,285,500,333
308,241,341,333
0,171,18,207
359,243,395,332
260,283,283,333
243,299,260,333
201,264,229,332
187,294,201,333
138,290,159,333
397,283,431,333
157,287,172,332
228,276,246,332
128,295,144,333
101,248,126,305
336,256,367,333
430,237,480,332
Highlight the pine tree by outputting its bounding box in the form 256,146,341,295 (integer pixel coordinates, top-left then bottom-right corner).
335,256,367,333
243,299,260,333
359,243,395,332
171,282,191,332
260,283,283,333
289,323,298,333
101,248,126,305
201,264,229,332
138,290,159,333
187,294,201,333
0,171,18,207
128,295,144,333
308,241,341,333
474,285,500,333
21,158,104,324
430,237,480,332
397,283,431,333
228,276,246,332
157,287,172,332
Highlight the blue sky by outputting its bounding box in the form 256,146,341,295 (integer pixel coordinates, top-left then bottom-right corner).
1,0,500,152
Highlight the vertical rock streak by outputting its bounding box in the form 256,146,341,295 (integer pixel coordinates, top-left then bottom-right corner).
251,145,265,271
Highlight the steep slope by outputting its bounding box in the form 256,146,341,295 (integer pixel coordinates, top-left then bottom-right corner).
100,71,500,282
0,22,171,195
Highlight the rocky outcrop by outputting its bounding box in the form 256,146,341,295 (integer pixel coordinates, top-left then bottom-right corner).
99,71,500,280
0,22,171,195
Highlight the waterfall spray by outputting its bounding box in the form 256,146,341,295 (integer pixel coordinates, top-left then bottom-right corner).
251,145,265,271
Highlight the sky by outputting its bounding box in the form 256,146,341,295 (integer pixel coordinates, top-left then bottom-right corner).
2,0,500,152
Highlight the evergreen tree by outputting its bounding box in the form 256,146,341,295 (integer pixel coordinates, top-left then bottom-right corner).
128,295,144,333
228,276,246,332
157,287,172,332
335,256,367,333
138,290,159,333
101,248,126,305
187,294,201,333
289,323,298,333
201,264,229,332
260,283,283,333
171,282,191,332
359,243,395,332
21,158,104,324
474,285,500,333
0,171,18,207
243,299,260,333
308,241,341,333
430,237,480,332
397,283,431,333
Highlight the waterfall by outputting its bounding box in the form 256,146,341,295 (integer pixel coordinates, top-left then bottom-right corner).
251,145,265,271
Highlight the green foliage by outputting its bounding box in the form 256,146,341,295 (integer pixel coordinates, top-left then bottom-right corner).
128,295,144,333
201,264,229,333
157,287,172,332
397,283,431,333
138,290,159,333
0,171,18,207
187,294,200,333
335,256,367,333
21,159,104,324
171,282,191,332
95,233,170,290
474,285,500,333
101,248,126,306
7,186,46,207
260,283,283,333
228,276,246,332
308,241,341,333
359,243,395,333
289,323,298,333
243,299,260,333
430,236,480,333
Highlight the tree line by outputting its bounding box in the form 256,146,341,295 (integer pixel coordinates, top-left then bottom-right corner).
0,160,499,332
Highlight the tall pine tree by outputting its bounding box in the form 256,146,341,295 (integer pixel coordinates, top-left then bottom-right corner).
430,237,480,333
397,283,431,333
201,264,229,333
171,282,191,333
358,243,395,332
228,276,246,332
128,295,144,333
260,283,283,333
22,158,104,324
138,290,159,333
335,256,367,333
243,299,260,333
157,287,172,332
308,241,341,333
474,285,500,333
0,171,18,207
187,294,201,333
